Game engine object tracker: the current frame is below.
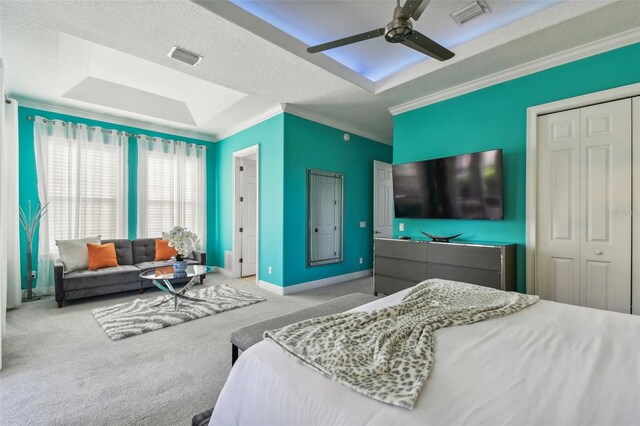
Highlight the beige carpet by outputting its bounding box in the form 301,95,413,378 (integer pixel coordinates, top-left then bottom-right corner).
0,273,373,425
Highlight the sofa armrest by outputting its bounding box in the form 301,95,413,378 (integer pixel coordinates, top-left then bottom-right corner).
193,251,207,266
54,259,65,303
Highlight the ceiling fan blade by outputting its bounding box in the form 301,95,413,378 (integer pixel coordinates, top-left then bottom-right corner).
399,0,431,21
401,31,454,61
307,28,385,53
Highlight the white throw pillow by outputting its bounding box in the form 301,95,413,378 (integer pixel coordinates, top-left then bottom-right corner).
56,236,101,272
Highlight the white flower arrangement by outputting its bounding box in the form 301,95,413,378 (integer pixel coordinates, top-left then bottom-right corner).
162,226,200,260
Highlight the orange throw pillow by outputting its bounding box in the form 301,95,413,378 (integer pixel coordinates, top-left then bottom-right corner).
87,243,119,271
155,239,178,261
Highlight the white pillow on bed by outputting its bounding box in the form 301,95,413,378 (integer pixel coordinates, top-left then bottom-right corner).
56,236,101,272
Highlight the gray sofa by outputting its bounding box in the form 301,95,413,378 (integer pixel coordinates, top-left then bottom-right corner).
54,238,207,308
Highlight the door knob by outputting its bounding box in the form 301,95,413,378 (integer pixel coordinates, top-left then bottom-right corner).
594,251,603,255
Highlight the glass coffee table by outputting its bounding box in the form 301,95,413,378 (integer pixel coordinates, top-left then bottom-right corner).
139,265,213,311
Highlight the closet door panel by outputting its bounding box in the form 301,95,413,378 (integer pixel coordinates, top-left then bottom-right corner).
633,97,640,315
537,110,581,304
579,99,632,313
584,260,611,311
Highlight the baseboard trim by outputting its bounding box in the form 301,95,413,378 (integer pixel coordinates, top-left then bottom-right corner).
257,269,373,295
258,280,285,295
282,269,373,295
213,267,233,277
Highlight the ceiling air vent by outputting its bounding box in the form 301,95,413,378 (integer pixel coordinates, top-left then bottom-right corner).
167,46,203,66
451,1,491,26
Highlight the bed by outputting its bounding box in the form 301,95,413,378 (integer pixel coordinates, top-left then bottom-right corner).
211,285,640,425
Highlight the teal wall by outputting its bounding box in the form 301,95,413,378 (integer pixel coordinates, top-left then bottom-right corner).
212,112,392,288
393,42,640,293
282,113,393,286
17,106,215,289
214,114,285,285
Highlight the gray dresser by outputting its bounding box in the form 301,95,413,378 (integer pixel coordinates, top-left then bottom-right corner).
374,238,516,296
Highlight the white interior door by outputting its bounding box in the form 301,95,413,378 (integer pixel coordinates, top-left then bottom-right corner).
537,98,632,313
240,158,257,277
578,99,631,313
537,109,581,304
373,161,393,238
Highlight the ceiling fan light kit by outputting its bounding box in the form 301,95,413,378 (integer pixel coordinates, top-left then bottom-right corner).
306,0,454,62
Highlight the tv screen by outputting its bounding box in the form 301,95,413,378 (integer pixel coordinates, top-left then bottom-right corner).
392,149,504,220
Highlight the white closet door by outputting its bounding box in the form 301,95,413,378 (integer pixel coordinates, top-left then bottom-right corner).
537,98,632,313
633,97,640,315
537,109,581,304
579,99,631,313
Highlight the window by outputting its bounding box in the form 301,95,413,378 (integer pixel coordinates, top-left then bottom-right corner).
46,138,122,251
33,118,129,254
137,138,207,246
144,150,197,237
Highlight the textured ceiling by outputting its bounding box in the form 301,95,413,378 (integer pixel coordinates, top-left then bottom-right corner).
229,0,561,82
1,0,639,143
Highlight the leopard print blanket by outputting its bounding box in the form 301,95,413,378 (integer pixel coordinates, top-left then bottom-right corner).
264,279,539,409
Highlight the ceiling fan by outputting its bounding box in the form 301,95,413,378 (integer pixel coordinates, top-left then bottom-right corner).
306,0,454,62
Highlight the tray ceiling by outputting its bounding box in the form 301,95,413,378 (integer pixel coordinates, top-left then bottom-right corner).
2,0,638,143
229,0,561,83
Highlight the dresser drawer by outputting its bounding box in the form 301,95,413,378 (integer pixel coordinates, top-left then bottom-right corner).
374,275,417,296
375,239,426,262
427,243,502,271
426,264,503,290
375,257,427,282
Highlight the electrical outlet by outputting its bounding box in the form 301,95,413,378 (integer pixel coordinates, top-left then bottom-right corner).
268,266,272,275
31,270,37,279
399,223,405,231
359,221,366,228
359,257,363,264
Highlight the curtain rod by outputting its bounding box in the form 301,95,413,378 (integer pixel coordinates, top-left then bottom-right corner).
26,115,208,149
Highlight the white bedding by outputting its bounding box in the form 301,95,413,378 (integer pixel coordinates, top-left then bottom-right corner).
211,288,640,425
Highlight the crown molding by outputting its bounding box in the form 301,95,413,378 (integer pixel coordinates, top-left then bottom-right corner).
389,27,640,116
15,96,217,142
282,104,391,145
214,103,285,141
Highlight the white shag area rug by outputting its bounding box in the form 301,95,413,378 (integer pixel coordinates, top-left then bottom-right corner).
92,284,266,340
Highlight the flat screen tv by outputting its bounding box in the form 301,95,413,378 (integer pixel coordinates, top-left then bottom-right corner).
392,149,504,220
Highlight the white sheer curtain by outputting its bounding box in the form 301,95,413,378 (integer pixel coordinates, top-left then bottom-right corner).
137,137,207,247
2,95,22,353
3,100,21,311
33,117,128,293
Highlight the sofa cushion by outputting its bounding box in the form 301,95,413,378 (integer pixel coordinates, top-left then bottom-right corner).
135,259,199,271
62,265,141,290
87,243,119,270
132,238,158,264
102,239,134,265
56,236,101,272
155,239,178,261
